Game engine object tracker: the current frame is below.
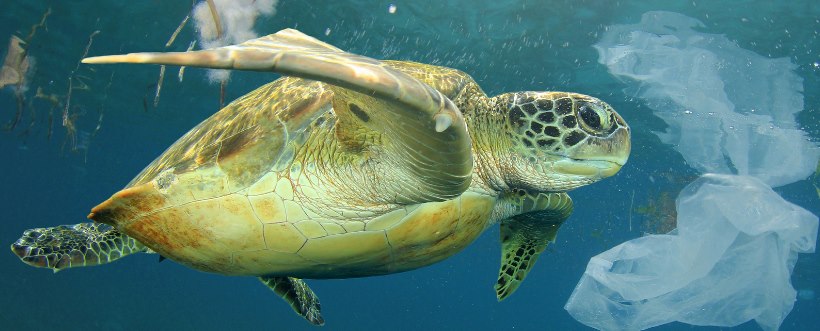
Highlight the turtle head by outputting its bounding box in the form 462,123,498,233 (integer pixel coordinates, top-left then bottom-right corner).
490,91,630,191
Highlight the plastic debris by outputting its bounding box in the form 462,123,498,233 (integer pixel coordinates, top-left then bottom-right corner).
593,11,819,187
192,0,279,84
568,11,820,331
565,174,818,331
0,36,30,89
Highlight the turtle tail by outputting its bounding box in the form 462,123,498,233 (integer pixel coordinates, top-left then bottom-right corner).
10,222,147,272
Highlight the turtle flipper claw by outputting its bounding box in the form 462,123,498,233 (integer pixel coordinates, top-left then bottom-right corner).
434,112,454,132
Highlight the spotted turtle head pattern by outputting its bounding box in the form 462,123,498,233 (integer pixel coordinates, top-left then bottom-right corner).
492,91,630,191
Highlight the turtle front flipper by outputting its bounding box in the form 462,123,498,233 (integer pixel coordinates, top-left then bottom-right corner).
260,276,324,326
82,29,463,133
82,28,473,203
10,223,147,272
495,192,573,300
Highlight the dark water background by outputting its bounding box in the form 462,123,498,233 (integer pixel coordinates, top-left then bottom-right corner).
1,1,818,330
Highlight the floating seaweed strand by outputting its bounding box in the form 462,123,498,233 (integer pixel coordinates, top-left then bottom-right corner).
16,85,43,142
33,87,60,141
1,36,27,131
154,13,192,108
62,30,100,152
177,1,198,82
178,40,196,82
205,0,224,39
93,72,115,139
2,41,28,131
155,1,227,110
24,7,51,43
82,71,115,163
166,14,190,48
154,65,166,108
204,0,228,108
3,7,51,132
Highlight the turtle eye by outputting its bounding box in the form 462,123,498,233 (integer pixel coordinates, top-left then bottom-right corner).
577,102,611,133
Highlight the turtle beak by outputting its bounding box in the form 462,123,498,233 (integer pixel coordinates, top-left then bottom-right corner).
563,126,630,179
553,159,623,179
598,160,624,178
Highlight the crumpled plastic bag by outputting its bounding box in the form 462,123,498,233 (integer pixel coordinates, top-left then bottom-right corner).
593,11,819,187
564,174,818,330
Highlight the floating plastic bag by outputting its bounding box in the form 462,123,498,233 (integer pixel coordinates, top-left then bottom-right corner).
571,10,819,331
593,11,819,187
565,174,818,330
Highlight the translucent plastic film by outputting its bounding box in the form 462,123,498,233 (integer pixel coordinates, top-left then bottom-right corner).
565,174,818,330
594,11,818,187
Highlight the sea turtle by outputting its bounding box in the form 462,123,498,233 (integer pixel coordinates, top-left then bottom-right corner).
11,29,630,325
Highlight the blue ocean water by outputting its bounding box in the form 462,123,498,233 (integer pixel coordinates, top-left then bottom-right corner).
1,1,817,330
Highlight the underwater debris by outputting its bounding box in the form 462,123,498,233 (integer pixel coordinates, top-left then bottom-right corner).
2,7,50,130
595,11,818,188
61,30,100,152
192,0,278,84
205,0,224,39
152,0,272,108
3,7,51,133
178,40,196,82
81,71,114,162
154,65,166,107
0,36,30,90
165,14,191,48
153,12,193,107
568,174,818,331
0,36,32,132
61,77,77,150
24,7,51,42
96,72,115,125
636,191,678,235
59,105,83,153
3,7,111,158
219,80,226,108
1,6,48,90
635,170,698,235
576,13,818,330
142,83,154,112
34,87,61,141
188,0,278,108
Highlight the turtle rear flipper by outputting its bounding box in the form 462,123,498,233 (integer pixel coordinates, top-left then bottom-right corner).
11,223,147,272
260,276,324,326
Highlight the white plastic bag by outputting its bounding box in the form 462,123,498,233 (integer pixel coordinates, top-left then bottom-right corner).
593,11,818,187
565,174,818,330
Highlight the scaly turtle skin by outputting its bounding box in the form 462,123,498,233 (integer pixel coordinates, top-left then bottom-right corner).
11,29,630,326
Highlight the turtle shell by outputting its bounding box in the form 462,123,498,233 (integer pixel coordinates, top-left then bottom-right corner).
89,69,495,276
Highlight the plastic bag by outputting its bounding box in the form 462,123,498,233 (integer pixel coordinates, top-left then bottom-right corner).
593,11,818,187
564,174,818,330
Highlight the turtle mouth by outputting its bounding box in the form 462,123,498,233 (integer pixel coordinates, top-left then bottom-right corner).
553,158,624,178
